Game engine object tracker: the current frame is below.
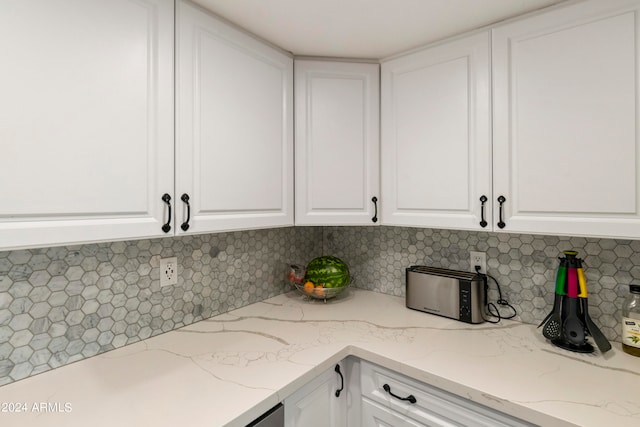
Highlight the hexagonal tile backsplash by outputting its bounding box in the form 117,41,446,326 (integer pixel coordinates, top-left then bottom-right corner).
323,226,635,344
0,227,322,385
1,225,637,386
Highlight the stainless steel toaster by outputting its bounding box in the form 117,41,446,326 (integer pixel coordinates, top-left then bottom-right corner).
406,266,486,324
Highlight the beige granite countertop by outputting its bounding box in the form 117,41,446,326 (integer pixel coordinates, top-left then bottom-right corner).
0,289,638,426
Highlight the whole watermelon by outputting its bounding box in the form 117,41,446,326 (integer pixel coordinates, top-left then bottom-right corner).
305,256,350,288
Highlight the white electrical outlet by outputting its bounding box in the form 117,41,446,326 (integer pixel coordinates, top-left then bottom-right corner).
160,257,178,287
470,251,487,274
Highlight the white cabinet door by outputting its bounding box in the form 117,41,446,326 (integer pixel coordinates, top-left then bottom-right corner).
176,1,293,234
284,365,346,427
0,0,174,250
493,0,640,238
294,60,380,225
381,31,491,230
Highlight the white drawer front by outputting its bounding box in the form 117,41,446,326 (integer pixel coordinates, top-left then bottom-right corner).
362,398,429,427
360,362,533,427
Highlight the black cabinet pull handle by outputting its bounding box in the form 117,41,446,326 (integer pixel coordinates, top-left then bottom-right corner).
382,384,416,404
497,195,506,229
479,195,488,228
371,196,378,223
180,193,191,231
161,193,172,233
334,364,344,397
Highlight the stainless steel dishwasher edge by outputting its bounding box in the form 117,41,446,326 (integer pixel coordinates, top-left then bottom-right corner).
245,403,284,427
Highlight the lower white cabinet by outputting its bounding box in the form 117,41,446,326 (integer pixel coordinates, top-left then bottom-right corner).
284,363,348,427
285,359,533,427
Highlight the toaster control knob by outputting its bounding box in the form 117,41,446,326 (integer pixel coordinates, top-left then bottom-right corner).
460,305,471,322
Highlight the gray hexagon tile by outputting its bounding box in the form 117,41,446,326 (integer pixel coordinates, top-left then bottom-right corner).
2,224,639,386
324,226,638,343
0,227,322,386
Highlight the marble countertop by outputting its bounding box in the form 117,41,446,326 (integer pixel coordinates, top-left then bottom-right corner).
0,289,639,427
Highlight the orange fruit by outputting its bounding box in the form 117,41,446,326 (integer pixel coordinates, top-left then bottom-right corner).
314,284,326,297
303,281,315,295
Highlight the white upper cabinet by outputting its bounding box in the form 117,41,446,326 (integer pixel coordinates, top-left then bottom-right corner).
176,1,294,233
381,32,492,230
294,60,380,225
492,0,640,238
6,0,640,249
0,0,174,250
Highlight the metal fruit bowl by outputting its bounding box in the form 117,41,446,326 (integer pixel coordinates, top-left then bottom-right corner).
293,282,351,302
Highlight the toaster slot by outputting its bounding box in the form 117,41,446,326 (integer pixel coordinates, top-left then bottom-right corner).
407,266,477,281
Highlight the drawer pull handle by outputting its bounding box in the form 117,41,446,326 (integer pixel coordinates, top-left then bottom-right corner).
334,364,344,397
383,383,417,404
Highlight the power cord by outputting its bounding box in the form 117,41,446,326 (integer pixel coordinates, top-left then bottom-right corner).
474,266,517,323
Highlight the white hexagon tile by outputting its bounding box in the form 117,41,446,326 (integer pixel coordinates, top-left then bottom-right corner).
1,225,638,386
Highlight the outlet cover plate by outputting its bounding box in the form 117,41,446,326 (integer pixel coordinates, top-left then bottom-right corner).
470,251,487,274
160,257,178,287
